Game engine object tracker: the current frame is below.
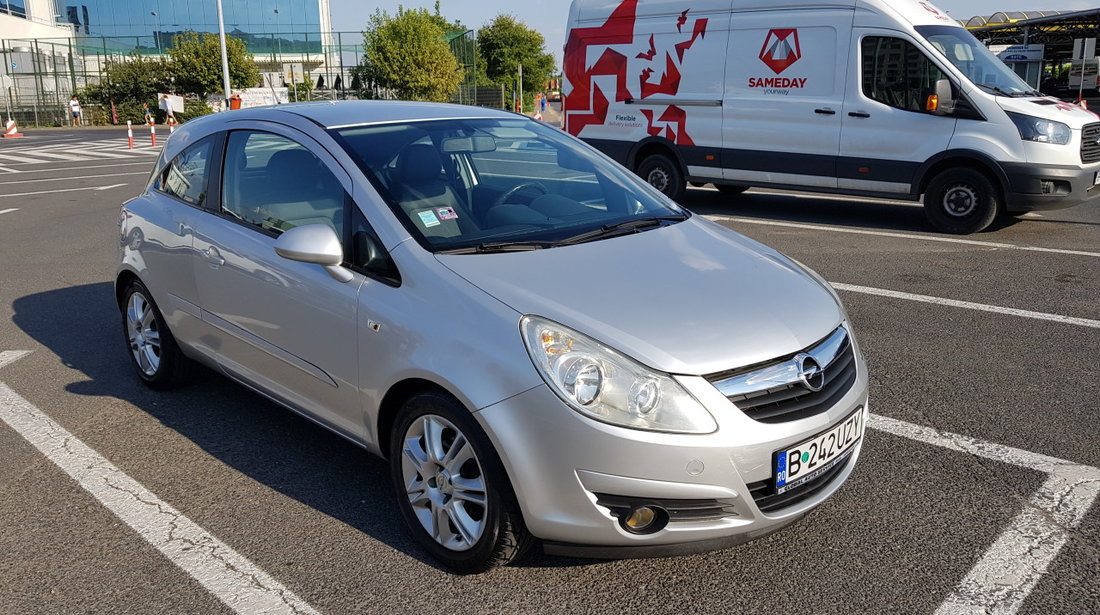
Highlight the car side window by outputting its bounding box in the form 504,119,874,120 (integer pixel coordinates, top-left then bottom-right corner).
221,131,346,238
861,36,949,113
158,138,214,207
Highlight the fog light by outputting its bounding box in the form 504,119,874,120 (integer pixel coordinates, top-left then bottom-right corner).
1041,180,1054,194
621,505,668,534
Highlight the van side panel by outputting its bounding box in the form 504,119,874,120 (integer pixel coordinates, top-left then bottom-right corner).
720,8,854,189
563,0,731,173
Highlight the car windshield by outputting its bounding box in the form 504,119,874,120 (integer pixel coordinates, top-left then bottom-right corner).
329,118,686,253
916,25,1039,97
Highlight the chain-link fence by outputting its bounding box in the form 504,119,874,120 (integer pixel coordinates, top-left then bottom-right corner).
0,29,501,127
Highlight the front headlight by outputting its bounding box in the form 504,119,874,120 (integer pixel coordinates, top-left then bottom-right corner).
521,316,717,434
1007,112,1071,145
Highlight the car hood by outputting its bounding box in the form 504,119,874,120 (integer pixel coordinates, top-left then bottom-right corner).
436,217,843,376
997,96,1099,129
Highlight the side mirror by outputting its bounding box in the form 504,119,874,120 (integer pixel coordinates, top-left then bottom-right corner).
927,79,956,116
273,224,354,283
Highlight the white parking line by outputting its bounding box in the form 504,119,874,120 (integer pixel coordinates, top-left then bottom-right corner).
0,208,17,216
706,215,1100,258
0,183,129,198
871,414,1100,615
0,351,320,615
832,283,1100,329
0,165,22,173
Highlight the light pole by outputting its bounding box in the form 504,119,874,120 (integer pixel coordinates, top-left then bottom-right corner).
150,12,160,53
215,0,232,107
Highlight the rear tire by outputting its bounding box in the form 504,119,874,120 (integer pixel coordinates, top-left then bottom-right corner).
636,154,686,202
389,391,533,574
121,279,191,389
923,168,999,234
715,184,750,196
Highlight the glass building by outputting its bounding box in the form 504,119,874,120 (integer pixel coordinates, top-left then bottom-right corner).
61,0,330,53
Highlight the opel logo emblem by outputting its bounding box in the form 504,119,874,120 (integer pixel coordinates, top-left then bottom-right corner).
795,354,825,392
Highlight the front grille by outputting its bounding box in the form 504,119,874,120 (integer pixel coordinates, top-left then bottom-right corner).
747,448,853,513
594,493,738,523
706,327,858,424
1082,122,1100,163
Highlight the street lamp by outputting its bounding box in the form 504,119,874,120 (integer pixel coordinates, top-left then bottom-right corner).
150,11,160,53
215,0,232,106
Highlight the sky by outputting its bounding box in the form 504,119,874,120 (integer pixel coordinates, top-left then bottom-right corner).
330,1,1098,69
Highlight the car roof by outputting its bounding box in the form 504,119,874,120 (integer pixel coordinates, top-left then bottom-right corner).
259,100,519,129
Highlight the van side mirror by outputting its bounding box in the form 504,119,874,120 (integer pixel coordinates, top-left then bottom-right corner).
273,224,354,283
927,79,956,116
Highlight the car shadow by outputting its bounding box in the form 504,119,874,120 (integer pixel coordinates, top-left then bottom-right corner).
11,282,589,572
680,186,1024,234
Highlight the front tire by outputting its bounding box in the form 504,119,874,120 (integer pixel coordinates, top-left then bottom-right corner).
121,279,190,389
389,392,532,573
923,168,999,234
636,154,686,202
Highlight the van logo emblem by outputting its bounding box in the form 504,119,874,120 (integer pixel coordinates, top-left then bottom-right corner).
759,29,802,75
795,354,825,392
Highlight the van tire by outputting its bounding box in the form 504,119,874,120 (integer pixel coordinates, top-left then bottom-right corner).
716,184,750,196
924,168,999,234
637,154,686,202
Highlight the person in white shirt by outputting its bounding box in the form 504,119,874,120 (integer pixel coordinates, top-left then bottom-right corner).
69,96,82,127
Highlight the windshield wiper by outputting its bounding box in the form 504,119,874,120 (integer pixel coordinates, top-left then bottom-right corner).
438,241,557,254
556,214,688,246
975,83,1023,97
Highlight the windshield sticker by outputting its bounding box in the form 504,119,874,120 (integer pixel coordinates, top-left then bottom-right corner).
418,210,441,228
436,207,459,221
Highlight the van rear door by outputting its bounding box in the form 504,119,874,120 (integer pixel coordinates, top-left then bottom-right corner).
838,29,958,195
721,9,854,190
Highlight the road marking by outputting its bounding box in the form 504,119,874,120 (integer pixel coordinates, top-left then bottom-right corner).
0,183,129,198
706,215,1100,258
870,414,1100,615
15,150,85,161
0,351,320,615
0,165,22,173
4,161,151,173
0,350,31,368
0,171,146,186
832,283,1100,329
0,208,17,216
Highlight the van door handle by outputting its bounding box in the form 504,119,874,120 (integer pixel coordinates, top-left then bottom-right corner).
848,111,871,118
814,108,837,115
202,247,225,268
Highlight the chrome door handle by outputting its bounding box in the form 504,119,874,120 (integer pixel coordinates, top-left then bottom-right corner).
202,247,225,267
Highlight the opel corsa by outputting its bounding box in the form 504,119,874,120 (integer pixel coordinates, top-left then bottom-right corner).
117,101,869,573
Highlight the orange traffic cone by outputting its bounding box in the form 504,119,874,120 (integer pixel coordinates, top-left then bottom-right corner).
3,118,23,138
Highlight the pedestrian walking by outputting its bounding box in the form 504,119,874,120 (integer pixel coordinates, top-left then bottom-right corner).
540,93,547,114
69,96,82,127
159,94,176,124
143,102,153,125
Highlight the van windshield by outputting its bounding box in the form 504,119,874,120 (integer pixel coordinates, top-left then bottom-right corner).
329,118,687,253
916,25,1039,97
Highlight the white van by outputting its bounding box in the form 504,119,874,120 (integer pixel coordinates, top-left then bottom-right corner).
562,0,1100,233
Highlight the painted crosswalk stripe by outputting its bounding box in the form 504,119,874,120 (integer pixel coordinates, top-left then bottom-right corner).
0,208,18,215
0,351,320,614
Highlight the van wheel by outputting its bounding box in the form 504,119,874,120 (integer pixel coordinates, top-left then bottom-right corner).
716,184,750,195
389,391,533,574
637,154,686,202
924,168,999,234
121,279,190,389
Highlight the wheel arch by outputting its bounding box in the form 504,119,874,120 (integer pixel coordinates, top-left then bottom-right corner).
628,136,686,174
375,377,465,460
115,268,142,310
914,150,1009,201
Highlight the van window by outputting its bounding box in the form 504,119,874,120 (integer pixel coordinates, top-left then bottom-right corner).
861,37,949,113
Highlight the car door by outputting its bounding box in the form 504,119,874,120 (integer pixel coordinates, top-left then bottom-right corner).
838,30,958,194
191,125,365,439
722,10,853,189
138,136,219,346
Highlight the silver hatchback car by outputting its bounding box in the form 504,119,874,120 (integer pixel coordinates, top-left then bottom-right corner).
117,101,868,573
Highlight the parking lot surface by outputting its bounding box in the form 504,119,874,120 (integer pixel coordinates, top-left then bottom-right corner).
1,129,1098,614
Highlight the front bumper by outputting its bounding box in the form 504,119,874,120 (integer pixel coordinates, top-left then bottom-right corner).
1002,161,1100,212
473,359,869,555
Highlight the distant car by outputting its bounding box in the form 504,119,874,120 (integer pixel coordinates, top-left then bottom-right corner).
548,90,561,102
117,101,868,573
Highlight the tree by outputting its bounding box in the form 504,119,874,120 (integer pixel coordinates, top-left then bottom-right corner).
81,55,173,105
168,31,260,98
359,7,463,102
477,15,555,108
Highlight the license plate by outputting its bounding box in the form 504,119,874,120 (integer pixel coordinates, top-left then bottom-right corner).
775,408,864,494
1094,171,1100,186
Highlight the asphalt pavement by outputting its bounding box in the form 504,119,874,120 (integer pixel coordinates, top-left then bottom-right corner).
0,127,1097,614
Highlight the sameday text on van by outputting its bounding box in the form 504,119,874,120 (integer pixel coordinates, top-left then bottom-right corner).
562,0,1100,234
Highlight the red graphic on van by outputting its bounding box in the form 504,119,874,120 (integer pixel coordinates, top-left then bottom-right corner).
759,29,801,75
563,0,708,145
